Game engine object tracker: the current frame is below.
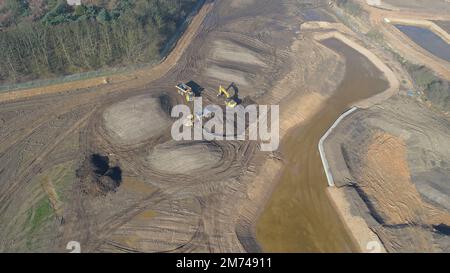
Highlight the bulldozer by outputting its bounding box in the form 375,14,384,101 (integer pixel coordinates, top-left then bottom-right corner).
175,82,194,102
217,83,238,108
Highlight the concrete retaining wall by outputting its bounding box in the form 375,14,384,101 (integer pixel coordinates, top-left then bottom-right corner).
318,107,358,187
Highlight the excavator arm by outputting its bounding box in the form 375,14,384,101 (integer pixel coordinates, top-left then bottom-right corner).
217,83,238,108
218,86,231,98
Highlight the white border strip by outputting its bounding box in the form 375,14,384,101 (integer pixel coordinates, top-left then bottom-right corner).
318,107,358,187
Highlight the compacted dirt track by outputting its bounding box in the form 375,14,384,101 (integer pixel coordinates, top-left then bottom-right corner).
4,0,439,253
0,0,350,252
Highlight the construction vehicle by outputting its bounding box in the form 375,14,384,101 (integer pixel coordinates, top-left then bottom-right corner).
175,82,194,102
217,83,238,108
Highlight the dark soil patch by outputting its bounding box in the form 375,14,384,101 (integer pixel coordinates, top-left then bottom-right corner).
77,153,122,195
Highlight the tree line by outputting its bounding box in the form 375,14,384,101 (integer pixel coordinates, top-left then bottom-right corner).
0,0,199,84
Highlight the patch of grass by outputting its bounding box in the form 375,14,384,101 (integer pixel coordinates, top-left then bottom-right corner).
26,197,54,235
404,63,450,113
407,64,435,87
366,28,384,42
24,197,55,251
337,0,363,17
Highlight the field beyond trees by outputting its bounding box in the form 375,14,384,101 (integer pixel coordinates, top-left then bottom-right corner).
0,0,200,84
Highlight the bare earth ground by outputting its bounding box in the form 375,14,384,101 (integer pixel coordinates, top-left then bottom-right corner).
0,0,449,253
322,0,450,252
1,0,352,252
324,97,450,252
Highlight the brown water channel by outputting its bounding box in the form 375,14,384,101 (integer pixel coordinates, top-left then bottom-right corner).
256,38,389,252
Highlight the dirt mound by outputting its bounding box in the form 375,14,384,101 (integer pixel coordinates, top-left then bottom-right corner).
146,141,223,174
158,93,176,116
102,95,171,144
77,154,122,195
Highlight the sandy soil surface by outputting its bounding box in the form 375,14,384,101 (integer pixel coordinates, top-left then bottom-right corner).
205,65,251,86
146,141,223,174
324,96,450,252
1,0,346,252
103,95,171,144
210,40,267,67
1,0,448,254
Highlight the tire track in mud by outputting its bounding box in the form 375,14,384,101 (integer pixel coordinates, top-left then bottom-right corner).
1,0,314,252
0,1,221,252
0,108,96,216
0,96,98,156
85,189,167,252
79,88,260,252
71,0,291,252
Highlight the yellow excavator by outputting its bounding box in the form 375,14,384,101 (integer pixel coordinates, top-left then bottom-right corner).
175,82,194,102
217,83,238,108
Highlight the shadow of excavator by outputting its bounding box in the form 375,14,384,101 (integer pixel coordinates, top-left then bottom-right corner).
225,82,242,105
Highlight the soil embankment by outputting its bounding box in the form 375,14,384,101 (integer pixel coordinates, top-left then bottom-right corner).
323,96,450,252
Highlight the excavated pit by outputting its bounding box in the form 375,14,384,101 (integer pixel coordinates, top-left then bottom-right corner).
77,154,123,195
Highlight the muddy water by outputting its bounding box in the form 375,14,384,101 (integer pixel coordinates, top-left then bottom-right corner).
256,38,389,252
395,24,450,62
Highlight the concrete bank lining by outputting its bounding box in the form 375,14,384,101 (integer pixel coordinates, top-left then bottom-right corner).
318,107,358,187
313,31,395,252
314,31,399,187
